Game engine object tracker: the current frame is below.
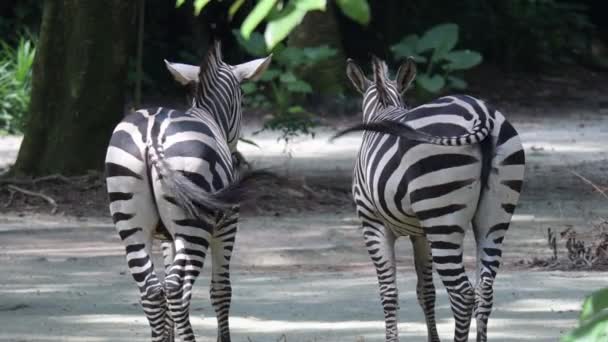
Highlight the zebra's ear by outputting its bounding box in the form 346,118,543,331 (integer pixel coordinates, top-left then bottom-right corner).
395,57,417,94
233,55,272,82
164,60,200,86
346,59,370,94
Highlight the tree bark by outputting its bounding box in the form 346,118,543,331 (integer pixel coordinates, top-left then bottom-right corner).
13,0,136,176
289,3,346,96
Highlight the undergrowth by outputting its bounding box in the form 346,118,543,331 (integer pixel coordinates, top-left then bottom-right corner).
0,36,35,134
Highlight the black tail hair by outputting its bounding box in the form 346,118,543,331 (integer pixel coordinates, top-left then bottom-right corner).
331,118,491,146
147,144,276,220
330,120,437,143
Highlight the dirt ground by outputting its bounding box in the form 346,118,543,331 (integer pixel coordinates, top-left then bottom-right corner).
2,69,608,341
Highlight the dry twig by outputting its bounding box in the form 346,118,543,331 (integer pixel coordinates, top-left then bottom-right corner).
6,184,58,214
569,170,608,200
0,172,102,186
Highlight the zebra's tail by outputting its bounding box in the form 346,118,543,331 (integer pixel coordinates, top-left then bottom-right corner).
146,143,275,219
331,118,493,146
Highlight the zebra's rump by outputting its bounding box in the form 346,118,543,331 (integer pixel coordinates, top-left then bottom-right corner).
355,135,482,235
106,107,234,191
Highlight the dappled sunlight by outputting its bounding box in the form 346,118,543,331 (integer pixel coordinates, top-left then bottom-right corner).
240,129,361,158
511,213,582,224
0,280,123,295
501,298,580,313
4,244,123,257
0,334,134,342
45,312,576,341
523,141,605,153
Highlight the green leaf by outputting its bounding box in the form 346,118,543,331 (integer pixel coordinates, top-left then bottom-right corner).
193,0,211,15
335,0,370,25
259,68,281,81
561,310,608,342
287,105,306,113
240,82,257,95
175,0,186,8
446,75,467,90
294,0,326,11
580,288,608,323
285,79,313,93
417,23,458,56
241,0,279,39
302,45,337,64
416,74,445,93
275,46,307,67
228,0,246,20
390,34,418,59
264,0,326,50
233,30,267,57
444,50,483,70
279,71,298,83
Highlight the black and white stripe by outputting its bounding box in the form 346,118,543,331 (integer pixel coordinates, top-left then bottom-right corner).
105,42,271,342
338,57,525,342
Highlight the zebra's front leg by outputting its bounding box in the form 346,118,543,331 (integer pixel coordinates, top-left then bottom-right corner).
161,240,176,342
410,236,440,342
362,218,399,342
210,209,239,342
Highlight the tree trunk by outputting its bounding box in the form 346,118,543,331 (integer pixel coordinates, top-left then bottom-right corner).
289,3,346,96
13,0,136,176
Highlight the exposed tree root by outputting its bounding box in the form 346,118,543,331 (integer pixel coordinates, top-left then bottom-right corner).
5,184,58,214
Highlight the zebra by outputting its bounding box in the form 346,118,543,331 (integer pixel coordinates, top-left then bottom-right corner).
333,56,525,342
105,41,271,342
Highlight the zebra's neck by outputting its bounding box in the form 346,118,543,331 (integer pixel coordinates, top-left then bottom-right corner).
366,105,407,123
194,67,242,151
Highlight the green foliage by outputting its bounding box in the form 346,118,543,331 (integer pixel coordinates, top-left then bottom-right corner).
335,0,370,25
390,23,482,96
236,31,336,142
178,0,370,50
175,0,211,15
263,0,326,50
561,288,608,342
501,0,593,66
0,1,42,46
0,37,36,134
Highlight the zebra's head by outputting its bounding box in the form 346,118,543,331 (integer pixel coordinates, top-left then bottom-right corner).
346,56,416,121
164,41,272,151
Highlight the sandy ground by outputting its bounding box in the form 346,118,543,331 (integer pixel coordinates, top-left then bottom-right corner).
2,105,608,341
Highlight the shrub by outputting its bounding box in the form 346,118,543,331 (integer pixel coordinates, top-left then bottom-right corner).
561,287,608,341
235,30,336,142
0,37,36,134
390,23,482,97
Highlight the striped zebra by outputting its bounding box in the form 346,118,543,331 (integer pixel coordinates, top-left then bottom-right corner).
105,42,271,342
334,56,525,342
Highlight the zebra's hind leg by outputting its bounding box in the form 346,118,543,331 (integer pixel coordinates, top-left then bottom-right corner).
210,209,239,342
472,148,524,341
361,217,399,342
161,240,176,342
107,180,169,341
125,230,167,342
162,220,211,342
418,209,476,342
410,236,440,342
